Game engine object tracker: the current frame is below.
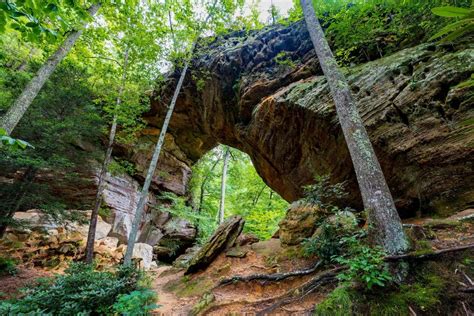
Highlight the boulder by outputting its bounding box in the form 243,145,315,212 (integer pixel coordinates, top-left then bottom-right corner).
138,223,164,246
236,233,259,246
279,202,323,246
185,216,244,274
100,236,119,248
312,210,358,238
173,245,201,268
130,242,154,270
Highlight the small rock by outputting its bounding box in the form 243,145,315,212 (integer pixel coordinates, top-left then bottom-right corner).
226,247,248,258
236,233,259,246
100,236,119,248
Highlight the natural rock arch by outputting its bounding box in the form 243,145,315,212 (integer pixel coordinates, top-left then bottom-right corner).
141,21,473,217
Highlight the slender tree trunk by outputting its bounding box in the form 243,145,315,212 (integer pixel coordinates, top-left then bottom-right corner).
218,148,230,224
300,0,408,255
252,185,267,207
0,4,101,135
85,48,130,263
0,167,37,238
123,1,218,266
123,62,189,265
197,157,221,214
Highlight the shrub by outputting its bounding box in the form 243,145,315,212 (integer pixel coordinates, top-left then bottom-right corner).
335,237,392,290
113,289,159,315
0,263,156,315
0,257,17,276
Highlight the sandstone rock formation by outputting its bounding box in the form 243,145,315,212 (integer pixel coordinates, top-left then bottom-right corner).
148,21,473,217
185,215,244,274
279,202,323,246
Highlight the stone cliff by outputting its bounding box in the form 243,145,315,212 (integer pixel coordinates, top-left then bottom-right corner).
146,20,473,216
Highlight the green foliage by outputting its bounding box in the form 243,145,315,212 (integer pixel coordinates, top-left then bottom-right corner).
314,286,353,316
335,240,392,289
0,256,17,276
157,192,216,243
430,4,474,42
113,289,159,316
109,159,137,177
274,51,297,69
316,269,447,315
0,0,92,43
190,146,288,240
302,174,347,209
0,262,155,315
289,0,471,65
302,218,362,263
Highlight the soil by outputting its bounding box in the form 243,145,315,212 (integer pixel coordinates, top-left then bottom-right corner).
0,266,52,300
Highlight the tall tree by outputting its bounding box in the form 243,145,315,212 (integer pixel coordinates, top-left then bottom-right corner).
218,148,230,224
85,47,129,263
0,3,101,135
300,0,408,255
123,0,223,265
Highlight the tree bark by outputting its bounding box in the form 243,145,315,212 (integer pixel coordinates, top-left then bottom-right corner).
0,167,37,238
85,47,130,263
0,4,101,135
197,156,221,214
218,148,230,224
123,1,218,266
300,0,408,255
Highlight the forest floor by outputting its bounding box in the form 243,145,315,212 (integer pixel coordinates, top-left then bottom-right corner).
2,210,473,315
151,209,474,315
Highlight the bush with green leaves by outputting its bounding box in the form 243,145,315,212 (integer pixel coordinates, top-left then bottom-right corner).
302,174,347,209
0,262,157,315
335,236,392,290
0,257,17,276
113,289,159,316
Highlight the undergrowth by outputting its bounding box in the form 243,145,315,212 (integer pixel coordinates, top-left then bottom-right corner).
315,263,450,315
0,262,158,315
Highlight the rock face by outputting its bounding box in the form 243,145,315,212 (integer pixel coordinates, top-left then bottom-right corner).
148,21,473,217
185,216,244,274
279,202,323,246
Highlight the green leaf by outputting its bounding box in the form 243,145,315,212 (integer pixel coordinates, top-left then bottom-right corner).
428,19,473,40
432,6,471,17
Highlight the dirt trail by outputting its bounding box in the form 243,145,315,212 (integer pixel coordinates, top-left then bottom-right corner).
152,266,198,316
151,212,474,315
151,239,331,315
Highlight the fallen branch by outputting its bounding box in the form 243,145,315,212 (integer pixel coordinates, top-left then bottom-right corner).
460,287,474,293
385,243,474,261
219,261,322,285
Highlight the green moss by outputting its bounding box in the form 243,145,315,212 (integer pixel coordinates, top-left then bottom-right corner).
315,271,446,315
190,292,215,316
314,286,353,316
165,276,214,298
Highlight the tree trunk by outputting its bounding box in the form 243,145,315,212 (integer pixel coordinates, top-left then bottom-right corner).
218,148,230,224
123,1,218,266
0,4,101,135
197,157,221,214
300,0,408,255
85,47,130,263
0,166,37,238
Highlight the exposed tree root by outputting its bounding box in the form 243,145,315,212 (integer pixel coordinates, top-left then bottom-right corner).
218,261,322,286
385,243,474,261
204,266,342,314
255,273,338,315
